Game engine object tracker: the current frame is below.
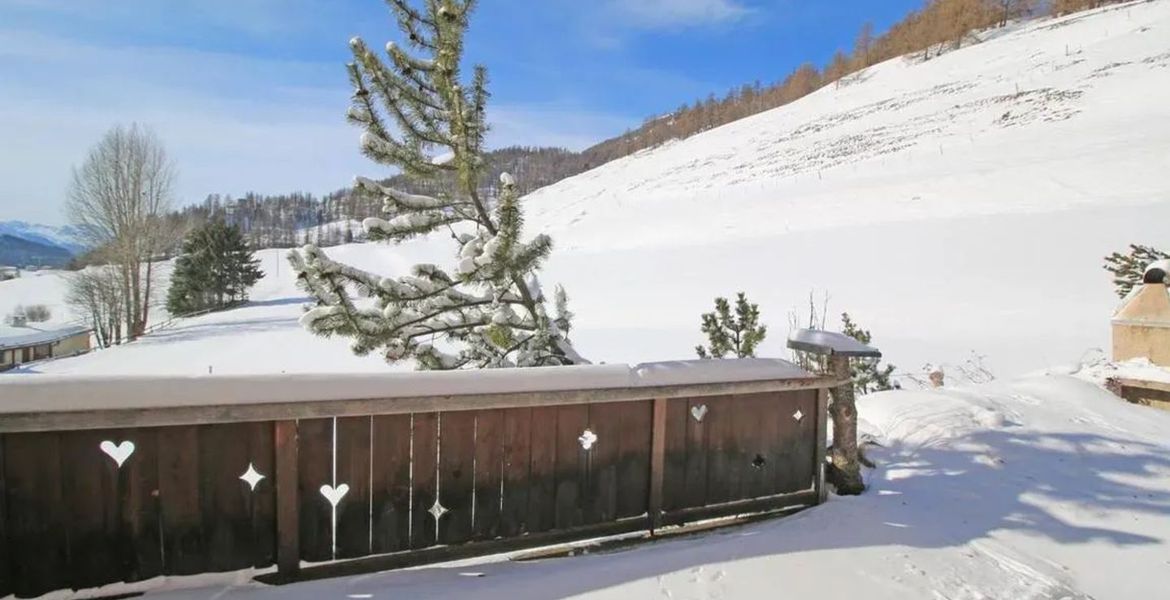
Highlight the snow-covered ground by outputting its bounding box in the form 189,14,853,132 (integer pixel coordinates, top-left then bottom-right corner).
3,3,1170,599
53,373,1170,600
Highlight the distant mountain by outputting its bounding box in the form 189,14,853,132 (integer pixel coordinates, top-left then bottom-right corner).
0,234,74,268
0,221,87,256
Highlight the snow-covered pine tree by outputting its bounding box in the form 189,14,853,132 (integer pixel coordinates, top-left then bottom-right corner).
1104,244,1168,298
288,0,584,370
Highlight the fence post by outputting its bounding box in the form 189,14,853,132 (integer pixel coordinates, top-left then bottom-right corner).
815,388,829,504
648,397,668,533
274,420,300,579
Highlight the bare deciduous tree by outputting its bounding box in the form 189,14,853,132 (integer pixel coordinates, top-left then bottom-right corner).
66,266,127,348
67,124,177,339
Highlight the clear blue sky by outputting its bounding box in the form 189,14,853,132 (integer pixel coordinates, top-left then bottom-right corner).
0,0,922,224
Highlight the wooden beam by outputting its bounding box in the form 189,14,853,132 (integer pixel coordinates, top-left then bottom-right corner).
0,377,843,433
661,489,818,527
273,420,299,578
256,517,651,585
647,398,668,533
815,387,829,504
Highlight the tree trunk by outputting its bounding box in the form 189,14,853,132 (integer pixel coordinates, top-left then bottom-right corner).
828,355,866,495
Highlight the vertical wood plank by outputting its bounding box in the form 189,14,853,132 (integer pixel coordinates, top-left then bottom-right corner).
274,420,299,577
0,436,9,599
615,400,652,520
582,402,618,526
682,397,710,509
472,410,504,541
370,414,412,554
648,398,668,531
119,429,163,583
661,398,688,513
157,425,203,575
526,406,557,534
776,389,818,495
247,421,277,569
200,423,254,572
705,395,743,505
4,432,65,598
815,387,829,504
59,428,122,591
553,404,589,530
499,407,532,538
410,412,438,549
436,411,476,545
334,416,371,559
296,418,332,562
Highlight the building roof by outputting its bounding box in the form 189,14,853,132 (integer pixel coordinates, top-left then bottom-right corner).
787,328,882,357
0,325,90,351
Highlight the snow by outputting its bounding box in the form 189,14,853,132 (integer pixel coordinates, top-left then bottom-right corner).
58,372,1170,600
788,328,881,357
2,3,1170,599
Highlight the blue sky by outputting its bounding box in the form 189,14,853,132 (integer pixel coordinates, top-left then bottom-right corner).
0,0,922,224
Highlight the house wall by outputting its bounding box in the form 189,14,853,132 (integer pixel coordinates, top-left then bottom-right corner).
1113,323,1170,367
51,333,91,358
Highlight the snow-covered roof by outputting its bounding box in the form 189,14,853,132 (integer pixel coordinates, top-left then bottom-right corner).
0,325,89,351
1144,260,1170,284
787,329,881,357
0,358,818,414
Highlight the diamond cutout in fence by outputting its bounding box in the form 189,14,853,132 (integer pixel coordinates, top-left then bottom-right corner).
793,409,804,422
99,440,135,468
429,499,448,522
240,463,265,491
578,429,598,450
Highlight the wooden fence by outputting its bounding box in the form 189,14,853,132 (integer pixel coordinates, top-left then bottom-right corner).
0,360,836,598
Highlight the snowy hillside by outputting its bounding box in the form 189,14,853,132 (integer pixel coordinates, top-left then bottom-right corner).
3,1,1170,378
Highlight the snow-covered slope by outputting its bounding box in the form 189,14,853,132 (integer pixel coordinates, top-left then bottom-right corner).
4,1,1170,377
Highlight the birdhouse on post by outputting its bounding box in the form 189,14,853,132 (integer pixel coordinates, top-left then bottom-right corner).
787,328,881,497
1112,261,1170,368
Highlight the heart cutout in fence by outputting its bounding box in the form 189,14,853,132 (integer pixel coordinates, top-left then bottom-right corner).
320,483,350,507
691,404,709,423
100,440,135,468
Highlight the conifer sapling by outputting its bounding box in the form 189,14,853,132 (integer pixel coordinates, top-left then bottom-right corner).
696,292,767,359
288,0,584,369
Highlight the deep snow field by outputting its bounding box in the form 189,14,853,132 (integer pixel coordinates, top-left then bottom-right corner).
2,2,1170,599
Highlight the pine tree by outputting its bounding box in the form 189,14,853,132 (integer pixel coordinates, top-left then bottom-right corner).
840,313,896,394
1104,244,1169,298
288,0,583,370
696,293,767,359
167,220,264,315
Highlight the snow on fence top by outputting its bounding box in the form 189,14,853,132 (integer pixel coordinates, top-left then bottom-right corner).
0,358,817,414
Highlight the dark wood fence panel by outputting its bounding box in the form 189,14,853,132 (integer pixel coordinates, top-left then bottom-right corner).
297,418,334,562
335,416,372,560
370,413,412,554
437,410,477,545
0,374,830,596
663,390,818,517
472,409,504,540
198,422,276,572
553,403,590,530
5,432,66,598
526,405,558,534
499,407,533,538
410,412,439,549
0,437,9,599
159,425,204,575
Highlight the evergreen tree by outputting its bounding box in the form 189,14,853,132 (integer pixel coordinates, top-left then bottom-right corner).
840,312,896,394
166,220,264,315
696,293,767,359
288,0,583,370
1104,244,1168,298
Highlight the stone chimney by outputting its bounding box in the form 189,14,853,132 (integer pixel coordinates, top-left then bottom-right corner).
1112,260,1170,367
